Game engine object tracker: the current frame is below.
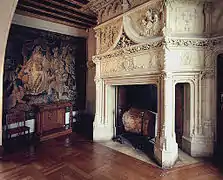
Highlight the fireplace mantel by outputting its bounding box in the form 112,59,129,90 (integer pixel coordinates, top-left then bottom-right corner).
92,0,223,168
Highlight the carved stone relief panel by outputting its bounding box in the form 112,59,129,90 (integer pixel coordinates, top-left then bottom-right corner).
95,18,123,54
123,0,164,43
165,48,204,71
88,0,154,24
100,47,164,77
99,0,123,23
166,1,204,35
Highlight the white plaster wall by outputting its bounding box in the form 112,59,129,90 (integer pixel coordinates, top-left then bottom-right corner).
0,0,19,146
12,14,88,37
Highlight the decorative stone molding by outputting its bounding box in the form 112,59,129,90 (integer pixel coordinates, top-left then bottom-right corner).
164,0,201,7
95,18,123,54
94,39,164,61
100,47,164,77
165,37,223,48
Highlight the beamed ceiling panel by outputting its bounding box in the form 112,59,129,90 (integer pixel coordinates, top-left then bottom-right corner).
16,0,97,29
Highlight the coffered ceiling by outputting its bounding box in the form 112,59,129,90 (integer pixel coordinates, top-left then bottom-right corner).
16,0,98,29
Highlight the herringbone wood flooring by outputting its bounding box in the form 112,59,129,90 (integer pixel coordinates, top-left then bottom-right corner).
0,134,223,180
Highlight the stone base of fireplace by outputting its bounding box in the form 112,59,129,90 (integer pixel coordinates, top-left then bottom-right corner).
154,138,178,169
182,136,214,157
93,124,114,141
100,140,201,168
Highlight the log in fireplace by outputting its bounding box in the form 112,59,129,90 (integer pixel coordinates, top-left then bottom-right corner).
113,85,157,151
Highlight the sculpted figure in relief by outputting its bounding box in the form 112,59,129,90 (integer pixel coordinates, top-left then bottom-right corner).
140,8,161,37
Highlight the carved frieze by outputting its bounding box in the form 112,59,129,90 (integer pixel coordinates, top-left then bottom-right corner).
100,46,164,77
165,37,223,48
95,40,163,61
95,18,123,54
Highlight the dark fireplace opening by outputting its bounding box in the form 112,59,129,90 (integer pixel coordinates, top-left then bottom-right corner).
113,84,157,154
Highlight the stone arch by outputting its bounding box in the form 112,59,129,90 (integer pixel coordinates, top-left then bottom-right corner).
0,0,18,146
173,79,196,138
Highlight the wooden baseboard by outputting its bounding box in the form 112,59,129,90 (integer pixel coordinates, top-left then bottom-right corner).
40,129,72,142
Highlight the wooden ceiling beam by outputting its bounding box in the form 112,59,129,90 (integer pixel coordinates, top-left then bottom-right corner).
42,0,96,20
15,9,87,29
19,0,96,25
17,4,92,28
63,0,84,7
69,0,89,5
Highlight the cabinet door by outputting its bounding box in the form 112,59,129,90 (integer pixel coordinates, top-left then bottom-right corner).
43,109,58,131
57,108,66,128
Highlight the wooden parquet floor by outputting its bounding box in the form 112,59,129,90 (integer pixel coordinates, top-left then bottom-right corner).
0,133,223,180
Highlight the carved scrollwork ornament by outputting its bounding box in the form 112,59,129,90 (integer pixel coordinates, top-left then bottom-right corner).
121,55,135,71
115,31,136,49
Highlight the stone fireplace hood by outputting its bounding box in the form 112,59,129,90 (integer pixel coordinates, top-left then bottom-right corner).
92,0,222,168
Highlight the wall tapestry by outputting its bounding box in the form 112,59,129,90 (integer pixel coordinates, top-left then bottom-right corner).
3,24,86,111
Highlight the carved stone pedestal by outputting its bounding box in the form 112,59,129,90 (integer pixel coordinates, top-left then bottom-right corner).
93,124,114,141
182,136,214,157
154,138,178,169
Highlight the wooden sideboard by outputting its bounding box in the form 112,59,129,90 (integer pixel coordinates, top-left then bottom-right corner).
36,102,73,141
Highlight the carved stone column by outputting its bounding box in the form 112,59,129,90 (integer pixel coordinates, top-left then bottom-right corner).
93,57,115,141
154,72,178,169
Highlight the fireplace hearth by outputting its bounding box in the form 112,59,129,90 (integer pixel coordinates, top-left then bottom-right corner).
113,85,157,151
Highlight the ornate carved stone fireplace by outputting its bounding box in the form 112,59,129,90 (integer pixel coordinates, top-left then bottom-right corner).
91,0,223,168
